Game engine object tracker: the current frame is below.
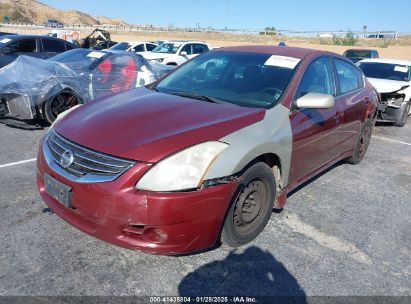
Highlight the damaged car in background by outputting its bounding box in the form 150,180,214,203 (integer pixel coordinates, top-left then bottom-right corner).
358,58,411,127
0,49,174,124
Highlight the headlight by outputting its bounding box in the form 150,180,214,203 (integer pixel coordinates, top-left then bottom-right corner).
156,58,164,63
136,141,228,192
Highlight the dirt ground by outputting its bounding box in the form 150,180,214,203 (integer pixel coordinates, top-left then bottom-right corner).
112,32,411,60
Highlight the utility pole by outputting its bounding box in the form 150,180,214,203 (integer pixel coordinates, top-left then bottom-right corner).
225,0,230,30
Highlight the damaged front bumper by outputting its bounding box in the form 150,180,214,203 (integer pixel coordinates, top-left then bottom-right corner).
377,91,409,122
0,93,36,120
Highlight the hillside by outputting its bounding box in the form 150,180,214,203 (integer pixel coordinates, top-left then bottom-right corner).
0,0,125,25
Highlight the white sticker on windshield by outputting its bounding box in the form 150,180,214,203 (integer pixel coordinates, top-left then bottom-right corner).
0,38,12,44
264,55,301,69
394,65,408,73
86,51,105,59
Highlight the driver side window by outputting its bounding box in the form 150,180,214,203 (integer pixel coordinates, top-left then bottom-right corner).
295,57,335,99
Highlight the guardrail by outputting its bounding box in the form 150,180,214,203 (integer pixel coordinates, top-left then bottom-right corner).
1,23,410,38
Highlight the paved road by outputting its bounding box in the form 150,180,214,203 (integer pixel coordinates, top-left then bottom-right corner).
0,116,410,299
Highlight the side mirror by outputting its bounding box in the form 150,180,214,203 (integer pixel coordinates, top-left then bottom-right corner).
180,51,188,56
296,93,335,109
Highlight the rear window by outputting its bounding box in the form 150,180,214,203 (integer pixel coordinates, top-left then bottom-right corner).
358,62,410,82
344,50,372,59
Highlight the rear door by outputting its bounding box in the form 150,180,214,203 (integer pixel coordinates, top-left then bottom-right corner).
332,58,369,154
41,38,67,59
289,56,340,186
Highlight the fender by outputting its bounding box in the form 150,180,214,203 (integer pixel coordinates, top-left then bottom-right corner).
205,104,293,188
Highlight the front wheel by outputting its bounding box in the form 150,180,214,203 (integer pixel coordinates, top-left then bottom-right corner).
393,102,410,127
221,162,276,247
346,119,373,164
42,92,79,125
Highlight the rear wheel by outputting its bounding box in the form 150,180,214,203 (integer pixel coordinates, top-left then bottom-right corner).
221,162,276,247
393,102,410,127
346,119,373,164
42,92,79,125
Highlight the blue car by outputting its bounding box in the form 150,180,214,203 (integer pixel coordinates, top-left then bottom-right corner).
0,35,78,68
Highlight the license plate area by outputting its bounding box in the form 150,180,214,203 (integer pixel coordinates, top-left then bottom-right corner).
44,174,73,208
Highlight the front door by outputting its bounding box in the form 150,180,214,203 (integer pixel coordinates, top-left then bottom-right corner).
288,56,340,187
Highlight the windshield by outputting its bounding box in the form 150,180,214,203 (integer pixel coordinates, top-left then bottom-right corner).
49,49,107,70
359,62,410,81
155,51,298,108
109,42,130,51
152,42,181,54
344,50,371,58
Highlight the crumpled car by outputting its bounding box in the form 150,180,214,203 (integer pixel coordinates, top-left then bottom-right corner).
358,58,411,127
0,49,174,124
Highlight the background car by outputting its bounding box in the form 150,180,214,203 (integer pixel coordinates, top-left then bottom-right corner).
343,49,379,63
0,35,78,68
358,58,411,126
36,46,378,255
0,49,174,124
45,19,64,28
142,40,211,66
109,41,157,54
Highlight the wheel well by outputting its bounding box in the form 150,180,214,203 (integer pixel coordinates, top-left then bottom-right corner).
241,153,283,189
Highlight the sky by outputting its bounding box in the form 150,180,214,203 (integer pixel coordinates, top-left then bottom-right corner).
41,0,411,32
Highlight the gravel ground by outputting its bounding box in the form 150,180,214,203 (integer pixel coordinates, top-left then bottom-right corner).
0,116,410,301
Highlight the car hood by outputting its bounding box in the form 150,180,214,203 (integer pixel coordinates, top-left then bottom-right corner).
367,77,410,94
55,88,266,163
142,52,175,60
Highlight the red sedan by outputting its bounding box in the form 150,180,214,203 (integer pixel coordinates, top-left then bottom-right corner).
36,46,378,254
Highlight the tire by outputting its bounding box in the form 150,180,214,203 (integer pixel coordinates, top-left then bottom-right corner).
346,119,373,164
221,162,276,247
42,92,79,125
393,102,410,127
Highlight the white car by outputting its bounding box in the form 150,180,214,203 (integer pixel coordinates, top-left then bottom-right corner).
142,40,211,66
358,58,411,127
109,41,158,54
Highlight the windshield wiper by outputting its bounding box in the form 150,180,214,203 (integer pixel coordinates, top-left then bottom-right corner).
170,91,225,104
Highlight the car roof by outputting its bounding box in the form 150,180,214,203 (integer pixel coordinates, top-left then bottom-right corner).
359,58,411,65
162,40,207,44
345,48,377,51
214,45,328,60
0,34,68,42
